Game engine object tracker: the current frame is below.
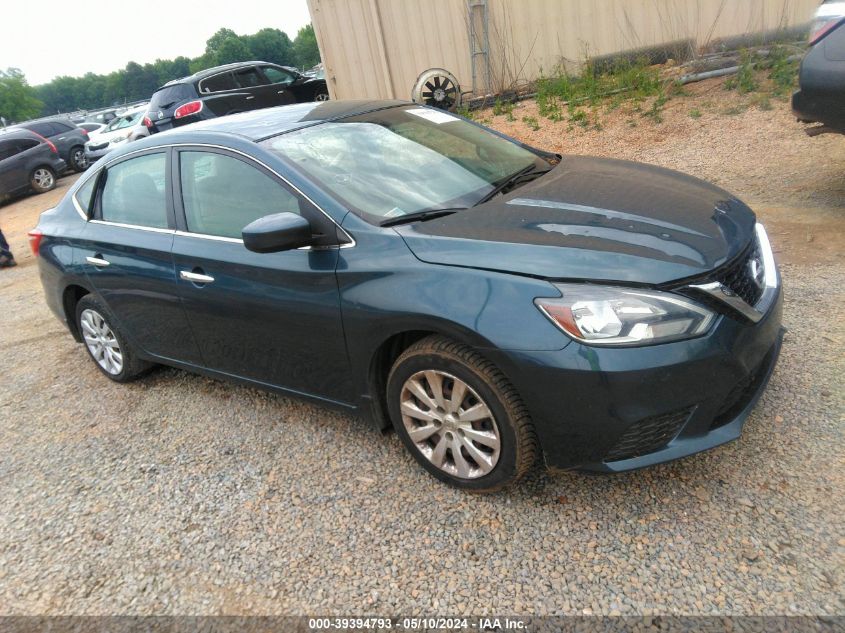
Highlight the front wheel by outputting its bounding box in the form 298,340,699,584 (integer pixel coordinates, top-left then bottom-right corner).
69,146,88,172
30,166,56,193
387,335,538,491
76,295,152,382
314,90,330,101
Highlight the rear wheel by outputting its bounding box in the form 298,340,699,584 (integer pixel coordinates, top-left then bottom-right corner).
30,167,56,193
75,295,152,382
387,335,537,491
69,146,88,172
314,89,330,101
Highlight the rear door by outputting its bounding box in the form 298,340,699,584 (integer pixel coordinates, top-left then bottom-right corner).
78,148,202,364
170,146,353,402
230,65,269,111
196,72,246,117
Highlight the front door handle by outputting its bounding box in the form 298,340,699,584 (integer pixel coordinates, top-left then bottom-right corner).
86,256,110,267
180,270,215,284
245,95,255,100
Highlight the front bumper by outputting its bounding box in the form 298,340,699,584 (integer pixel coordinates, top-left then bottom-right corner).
486,285,784,471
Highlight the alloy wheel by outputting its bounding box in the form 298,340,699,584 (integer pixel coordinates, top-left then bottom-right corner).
315,92,330,101
80,309,123,375
399,370,501,479
72,149,88,170
33,169,54,190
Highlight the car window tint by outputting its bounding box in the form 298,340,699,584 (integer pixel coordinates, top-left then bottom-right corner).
25,122,54,137
16,139,39,152
0,140,19,161
75,174,98,216
52,122,74,133
261,66,294,86
100,153,168,228
200,72,235,93
180,151,301,239
234,67,264,88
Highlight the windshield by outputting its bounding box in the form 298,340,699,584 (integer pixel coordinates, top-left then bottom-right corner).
260,106,548,223
105,111,144,132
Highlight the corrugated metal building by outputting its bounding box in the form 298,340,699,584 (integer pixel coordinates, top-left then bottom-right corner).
307,0,817,101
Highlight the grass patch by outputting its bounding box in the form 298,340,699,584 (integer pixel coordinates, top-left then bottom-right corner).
536,56,669,128
522,115,540,131
689,108,702,119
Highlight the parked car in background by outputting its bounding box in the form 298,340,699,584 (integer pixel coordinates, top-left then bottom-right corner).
30,102,783,491
77,122,107,135
12,119,89,172
145,61,330,134
84,105,150,162
793,0,845,134
0,129,67,201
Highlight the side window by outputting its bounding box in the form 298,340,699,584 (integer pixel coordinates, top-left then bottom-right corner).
51,122,75,134
180,151,301,239
199,72,235,94
100,153,168,228
75,174,99,216
0,140,19,161
261,66,294,86
233,67,265,88
16,139,39,153
26,122,54,137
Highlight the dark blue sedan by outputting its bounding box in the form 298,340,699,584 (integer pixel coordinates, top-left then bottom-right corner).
30,101,783,491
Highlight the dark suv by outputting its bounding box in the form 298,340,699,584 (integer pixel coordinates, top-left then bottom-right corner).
145,61,330,134
14,119,90,172
0,130,68,201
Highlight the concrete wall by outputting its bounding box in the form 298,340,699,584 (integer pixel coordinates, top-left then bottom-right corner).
308,0,819,100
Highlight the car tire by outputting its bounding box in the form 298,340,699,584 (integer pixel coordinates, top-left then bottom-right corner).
30,166,56,193
314,89,330,101
387,335,537,491
75,295,153,382
68,145,88,172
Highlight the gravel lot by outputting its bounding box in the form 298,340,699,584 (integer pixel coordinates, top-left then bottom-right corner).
0,81,843,616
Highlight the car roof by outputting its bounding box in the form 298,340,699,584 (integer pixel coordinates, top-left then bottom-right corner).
0,128,45,141
152,99,410,142
160,60,276,88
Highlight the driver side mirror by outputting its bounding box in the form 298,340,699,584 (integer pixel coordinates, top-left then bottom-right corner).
242,212,313,253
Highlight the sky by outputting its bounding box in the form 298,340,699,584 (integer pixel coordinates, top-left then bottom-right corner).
0,0,313,86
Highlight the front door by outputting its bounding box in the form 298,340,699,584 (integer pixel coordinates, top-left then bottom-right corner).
79,149,203,364
171,147,353,403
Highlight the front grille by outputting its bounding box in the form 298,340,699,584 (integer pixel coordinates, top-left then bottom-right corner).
714,241,764,307
604,407,694,462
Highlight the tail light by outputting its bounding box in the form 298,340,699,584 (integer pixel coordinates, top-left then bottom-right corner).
173,100,203,119
809,4,845,45
33,132,58,154
80,128,89,137
28,229,43,256
142,116,152,128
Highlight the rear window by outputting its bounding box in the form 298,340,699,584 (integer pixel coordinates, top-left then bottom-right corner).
151,84,194,109
233,67,264,88
16,139,39,151
51,121,75,134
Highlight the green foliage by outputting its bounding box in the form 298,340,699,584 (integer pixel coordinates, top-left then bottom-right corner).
689,108,702,119
764,45,799,96
0,68,43,122
293,24,321,70
521,115,540,131
455,105,474,120
725,50,758,94
32,24,321,117
536,56,667,129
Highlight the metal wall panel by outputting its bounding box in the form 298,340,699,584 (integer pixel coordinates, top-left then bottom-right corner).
308,0,819,101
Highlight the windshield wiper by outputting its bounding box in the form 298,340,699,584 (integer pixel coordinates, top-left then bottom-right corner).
380,208,462,227
474,165,551,206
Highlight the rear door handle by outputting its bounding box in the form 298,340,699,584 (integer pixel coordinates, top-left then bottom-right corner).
86,256,110,267
180,270,215,284
245,96,255,100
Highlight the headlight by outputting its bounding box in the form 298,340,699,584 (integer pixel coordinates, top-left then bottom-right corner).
535,284,715,346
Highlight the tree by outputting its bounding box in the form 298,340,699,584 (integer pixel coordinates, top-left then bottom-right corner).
293,24,321,70
215,36,252,65
205,28,239,56
247,28,295,66
0,68,43,122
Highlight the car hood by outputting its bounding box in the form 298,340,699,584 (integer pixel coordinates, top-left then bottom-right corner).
395,156,756,285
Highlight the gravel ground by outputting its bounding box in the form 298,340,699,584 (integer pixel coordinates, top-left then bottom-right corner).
0,83,843,616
